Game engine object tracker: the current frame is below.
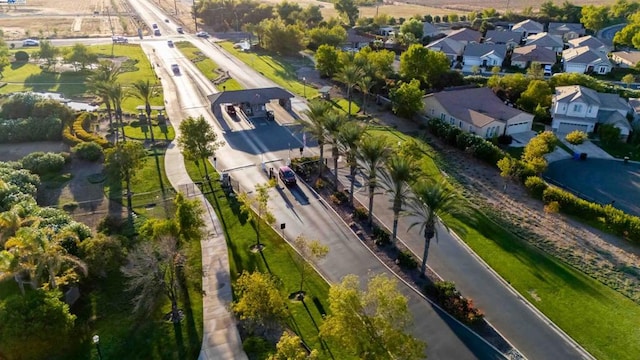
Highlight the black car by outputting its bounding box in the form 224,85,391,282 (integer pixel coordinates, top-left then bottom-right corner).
278,166,297,186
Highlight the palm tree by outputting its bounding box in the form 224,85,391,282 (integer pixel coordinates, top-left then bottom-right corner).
357,136,391,226
86,61,122,142
407,180,468,277
337,121,365,205
131,79,159,144
335,63,364,118
323,111,348,189
379,155,414,245
297,100,332,177
108,82,128,142
358,75,375,115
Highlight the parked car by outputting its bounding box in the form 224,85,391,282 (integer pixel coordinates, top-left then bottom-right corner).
278,166,297,186
167,40,174,47
22,39,39,47
226,105,236,116
171,64,180,75
196,31,210,38
176,27,184,34
154,29,161,36
152,23,158,29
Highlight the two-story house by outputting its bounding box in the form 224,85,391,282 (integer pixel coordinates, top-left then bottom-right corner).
423,87,534,137
551,85,632,140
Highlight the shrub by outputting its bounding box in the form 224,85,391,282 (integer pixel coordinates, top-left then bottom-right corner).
353,206,368,221
14,50,29,62
72,141,103,161
497,134,513,145
565,130,587,145
428,281,484,325
62,126,83,146
242,336,273,358
397,250,418,269
61,201,79,212
372,224,391,245
330,191,348,205
20,152,65,175
0,117,63,143
315,178,325,189
72,113,111,148
524,176,548,199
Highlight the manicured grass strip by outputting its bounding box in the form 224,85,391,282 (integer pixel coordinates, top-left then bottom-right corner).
218,42,358,114
184,160,350,359
375,126,640,360
176,41,243,91
124,123,175,141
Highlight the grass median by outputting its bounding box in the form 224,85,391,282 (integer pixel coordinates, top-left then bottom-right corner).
176,41,242,91
370,126,640,360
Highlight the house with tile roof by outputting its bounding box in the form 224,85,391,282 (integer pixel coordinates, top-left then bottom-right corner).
462,44,507,68
426,37,465,64
511,45,557,69
446,27,482,45
484,30,521,49
525,32,564,53
423,87,534,137
548,22,586,41
551,85,632,139
611,51,640,68
562,46,612,74
567,35,609,54
511,19,544,38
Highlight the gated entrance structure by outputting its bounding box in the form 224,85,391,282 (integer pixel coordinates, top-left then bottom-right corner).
207,87,295,119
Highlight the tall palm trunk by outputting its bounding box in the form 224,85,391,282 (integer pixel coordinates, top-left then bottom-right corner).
125,172,133,216
105,102,115,143
347,87,352,117
349,164,356,205
202,155,210,181
318,142,325,178
368,183,375,226
420,227,435,277
333,146,339,190
391,198,401,245
146,107,155,144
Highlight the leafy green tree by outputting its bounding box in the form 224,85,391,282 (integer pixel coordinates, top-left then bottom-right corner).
526,61,544,80
355,47,395,81
297,100,332,176
400,44,450,88
63,43,97,71
237,181,276,248
335,0,359,25
614,23,640,47
177,115,225,182
293,235,328,298
565,130,588,145
581,5,610,31
0,54,8,80
611,0,639,20
335,62,365,118
108,82,128,142
78,233,125,278
517,79,552,113
358,136,391,225
275,0,303,25
269,332,319,360
320,274,426,360
308,25,346,48
174,192,205,242
337,121,366,205
323,111,348,189
260,18,305,55
487,73,531,104
496,156,523,190
36,40,59,70
0,290,76,360
540,1,562,19
400,18,424,39
315,44,341,78
599,123,622,145
121,234,185,322
86,61,123,137
357,75,375,114
232,271,289,335
379,154,414,245
407,180,468,277
521,131,557,174
390,79,424,118
622,73,635,88
104,141,147,214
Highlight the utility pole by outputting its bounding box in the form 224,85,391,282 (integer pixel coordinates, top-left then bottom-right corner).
193,0,198,32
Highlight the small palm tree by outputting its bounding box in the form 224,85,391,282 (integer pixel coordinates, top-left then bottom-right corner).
323,111,348,189
357,136,391,226
86,61,122,142
407,180,468,277
337,121,366,205
131,79,159,144
357,75,375,115
379,154,414,245
297,100,332,177
108,82,128,143
335,62,364,118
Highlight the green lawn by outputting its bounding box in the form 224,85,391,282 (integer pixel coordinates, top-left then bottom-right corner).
184,160,349,359
124,122,176,142
175,42,242,91
219,43,359,114
592,139,640,161
371,127,640,360
1,44,163,113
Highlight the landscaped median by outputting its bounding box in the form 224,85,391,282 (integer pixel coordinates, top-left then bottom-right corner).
175,41,242,91
370,127,640,360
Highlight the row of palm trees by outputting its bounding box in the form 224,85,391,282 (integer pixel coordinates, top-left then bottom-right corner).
86,60,160,145
297,99,469,276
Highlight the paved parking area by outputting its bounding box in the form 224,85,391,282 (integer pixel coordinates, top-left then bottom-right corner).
545,158,640,216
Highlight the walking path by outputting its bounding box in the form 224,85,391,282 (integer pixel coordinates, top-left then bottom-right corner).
160,74,248,360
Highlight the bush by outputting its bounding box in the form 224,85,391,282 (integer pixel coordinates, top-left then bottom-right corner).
353,206,368,221
524,176,548,199
72,113,111,148
62,126,83,146
397,250,418,269
0,117,63,143
242,336,274,358
72,141,103,161
428,281,484,325
315,178,325,189
330,191,348,205
372,224,390,245
497,134,512,145
565,130,587,145
20,152,65,175
14,50,29,62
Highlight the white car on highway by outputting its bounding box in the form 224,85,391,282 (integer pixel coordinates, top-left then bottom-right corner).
22,39,39,47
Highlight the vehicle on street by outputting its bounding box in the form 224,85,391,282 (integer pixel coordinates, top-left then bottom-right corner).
167,40,174,47
164,18,169,23
278,166,297,186
226,105,236,116
196,31,210,38
266,110,275,121
171,64,180,75
112,36,128,44
176,27,184,34
154,29,161,36
22,39,39,47
152,23,158,29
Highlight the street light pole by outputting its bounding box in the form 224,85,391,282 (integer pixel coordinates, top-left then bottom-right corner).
92,335,103,360
303,77,306,98
193,1,198,32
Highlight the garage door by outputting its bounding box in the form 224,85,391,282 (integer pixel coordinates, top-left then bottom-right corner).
557,122,588,134
506,121,531,135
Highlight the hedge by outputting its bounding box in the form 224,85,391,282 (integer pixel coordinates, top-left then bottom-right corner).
71,113,111,148
0,117,63,143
